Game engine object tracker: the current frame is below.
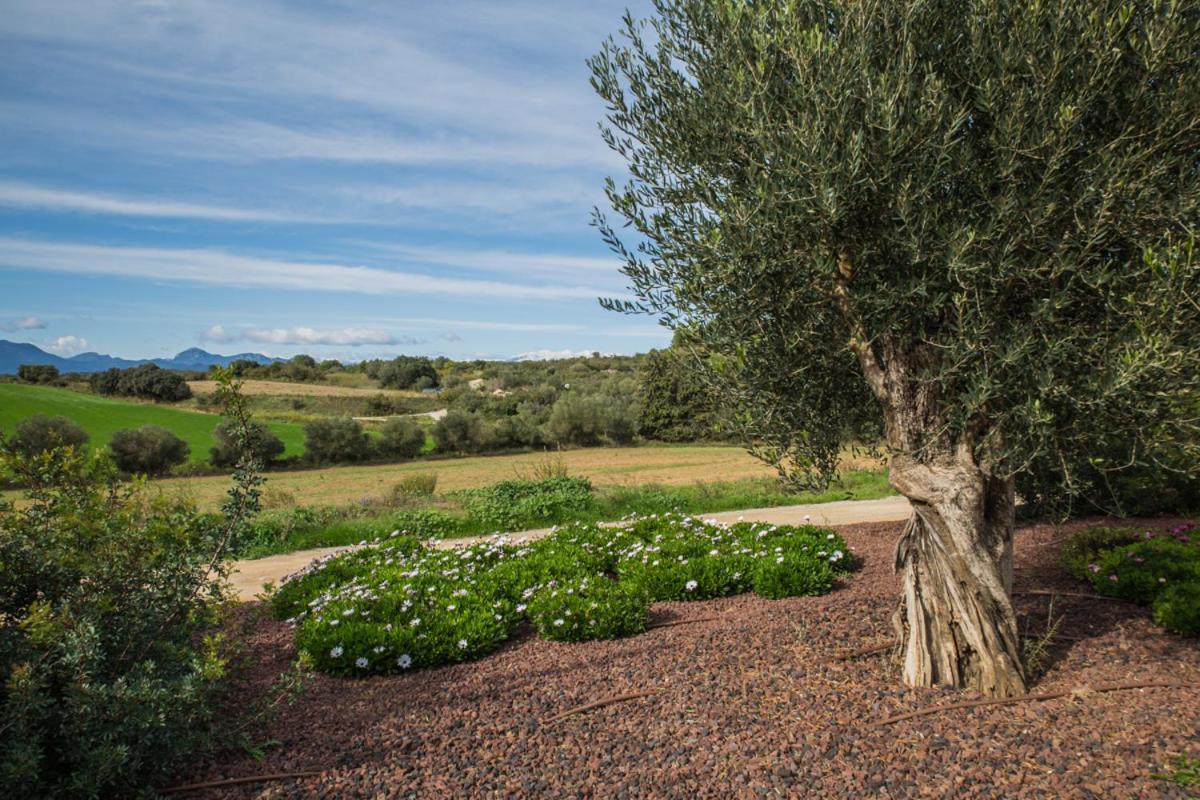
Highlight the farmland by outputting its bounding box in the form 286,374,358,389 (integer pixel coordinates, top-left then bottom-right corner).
0,383,306,462
151,444,884,510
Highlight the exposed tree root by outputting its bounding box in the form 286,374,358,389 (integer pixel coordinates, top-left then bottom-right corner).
647,616,720,630
543,691,657,725
161,771,324,794
874,679,1200,728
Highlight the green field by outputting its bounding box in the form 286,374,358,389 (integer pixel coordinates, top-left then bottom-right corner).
0,383,306,463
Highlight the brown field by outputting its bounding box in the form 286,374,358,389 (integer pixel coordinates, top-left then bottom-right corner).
187,380,427,399
152,445,812,509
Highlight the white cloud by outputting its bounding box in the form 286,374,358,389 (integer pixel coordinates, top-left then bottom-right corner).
44,335,89,355
0,238,623,302
0,181,327,223
202,325,419,347
0,315,46,332
368,243,621,278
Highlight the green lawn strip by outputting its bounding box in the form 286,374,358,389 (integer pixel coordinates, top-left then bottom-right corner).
0,383,306,463
236,470,893,558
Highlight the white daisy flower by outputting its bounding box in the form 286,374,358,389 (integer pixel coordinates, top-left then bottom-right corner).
553,618,565,627
685,580,698,591
776,556,785,564
457,639,468,649
397,654,413,668
330,646,344,658
410,617,421,627
355,657,369,668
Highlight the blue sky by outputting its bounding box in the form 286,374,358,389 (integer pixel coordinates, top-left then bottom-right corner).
0,0,667,361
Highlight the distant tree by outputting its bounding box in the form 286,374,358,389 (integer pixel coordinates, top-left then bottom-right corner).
544,394,606,447
108,425,190,475
433,410,485,454
378,357,440,390
290,354,316,369
89,364,192,402
592,0,1200,695
16,364,59,384
88,368,122,395
303,417,372,464
377,418,427,460
209,420,285,468
6,415,89,455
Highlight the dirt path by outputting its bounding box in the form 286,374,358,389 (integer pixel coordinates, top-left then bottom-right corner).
229,495,911,600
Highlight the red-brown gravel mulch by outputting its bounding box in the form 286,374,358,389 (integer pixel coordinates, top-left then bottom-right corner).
182,518,1200,799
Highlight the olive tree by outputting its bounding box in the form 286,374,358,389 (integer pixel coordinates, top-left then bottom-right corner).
591,0,1200,696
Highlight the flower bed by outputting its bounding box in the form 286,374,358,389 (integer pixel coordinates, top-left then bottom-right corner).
1065,522,1200,636
271,513,856,675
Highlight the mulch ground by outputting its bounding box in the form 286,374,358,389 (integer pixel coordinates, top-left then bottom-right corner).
181,518,1200,799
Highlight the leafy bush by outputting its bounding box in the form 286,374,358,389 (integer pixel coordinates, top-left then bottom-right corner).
0,442,239,799
209,420,285,467
6,415,89,456
433,410,486,454
1064,522,1200,637
276,513,855,676
108,425,190,475
528,576,649,642
304,417,372,464
377,418,426,460
461,476,594,531
1058,526,1141,580
376,356,439,391
1153,581,1200,637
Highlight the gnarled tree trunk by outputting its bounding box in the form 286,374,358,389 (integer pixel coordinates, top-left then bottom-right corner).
889,446,1025,697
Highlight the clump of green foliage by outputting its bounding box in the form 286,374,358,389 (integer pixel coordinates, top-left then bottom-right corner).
303,417,372,464
209,419,285,468
107,424,190,475
527,576,650,642
460,476,595,531
377,417,426,460
16,364,60,385
274,513,855,676
6,414,89,456
89,363,192,402
1065,523,1200,637
0,371,262,799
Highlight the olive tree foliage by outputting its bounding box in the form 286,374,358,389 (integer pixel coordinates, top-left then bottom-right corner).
591,0,1200,695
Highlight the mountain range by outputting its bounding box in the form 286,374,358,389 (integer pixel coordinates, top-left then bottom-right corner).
0,340,282,375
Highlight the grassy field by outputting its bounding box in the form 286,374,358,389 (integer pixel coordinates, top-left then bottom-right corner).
151,444,885,509
0,383,307,463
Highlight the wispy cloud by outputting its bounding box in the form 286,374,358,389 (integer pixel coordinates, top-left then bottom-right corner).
367,243,620,278
0,238,622,301
0,315,46,332
0,181,330,223
202,324,420,347
44,335,88,355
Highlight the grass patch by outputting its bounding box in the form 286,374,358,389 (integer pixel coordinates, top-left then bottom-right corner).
235,471,892,558
0,383,305,463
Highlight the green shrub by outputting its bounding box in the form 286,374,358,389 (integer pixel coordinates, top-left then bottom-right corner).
528,576,649,642
209,420,285,467
1058,526,1142,580
0,444,233,799
90,364,192,402
1087,538,1200,603
433,410,486,453
461,476,594,531
303,417,372,464
6,415,89,456
1152,581,1200,637
753,552,837,599
377,418,426,460
16,364,59,385
108,425,190,475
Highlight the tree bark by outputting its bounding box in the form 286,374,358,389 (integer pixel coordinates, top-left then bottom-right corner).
889,446,1026,697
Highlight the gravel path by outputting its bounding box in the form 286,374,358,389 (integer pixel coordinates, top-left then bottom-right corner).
228,496,911,601
191,516,1200,798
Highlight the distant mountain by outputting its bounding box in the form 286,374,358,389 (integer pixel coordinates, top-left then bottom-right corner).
509,349,612,362
0,340,282,375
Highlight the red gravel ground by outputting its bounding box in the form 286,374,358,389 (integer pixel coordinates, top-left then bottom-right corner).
182,518,1200,799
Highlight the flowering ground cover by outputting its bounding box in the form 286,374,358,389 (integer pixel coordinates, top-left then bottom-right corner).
1062,522,1200,637
270,513,855,674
